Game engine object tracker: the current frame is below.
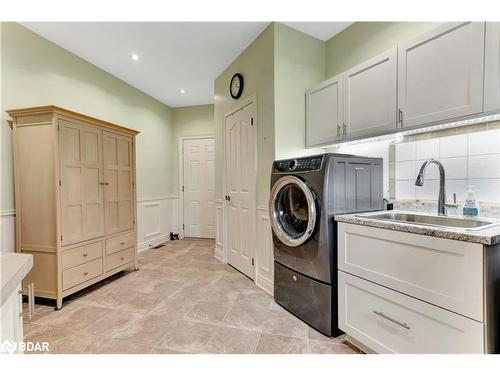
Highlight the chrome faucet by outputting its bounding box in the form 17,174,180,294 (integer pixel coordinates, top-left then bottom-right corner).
415,159,457,215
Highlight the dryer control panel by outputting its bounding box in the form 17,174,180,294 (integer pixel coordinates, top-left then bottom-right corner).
273,155,324,173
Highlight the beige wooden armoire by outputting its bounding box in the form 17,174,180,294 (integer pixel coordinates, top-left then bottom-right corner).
8,106,139,309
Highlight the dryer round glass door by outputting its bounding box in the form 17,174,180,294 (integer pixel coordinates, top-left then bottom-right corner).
269,176,317,247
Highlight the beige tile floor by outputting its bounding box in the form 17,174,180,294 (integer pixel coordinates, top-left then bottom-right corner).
23,239,362,354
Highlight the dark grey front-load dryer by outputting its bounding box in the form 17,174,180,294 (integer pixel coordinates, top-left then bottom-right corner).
270,153,383,337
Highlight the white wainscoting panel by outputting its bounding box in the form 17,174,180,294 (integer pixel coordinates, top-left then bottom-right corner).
214,200,224,262
255,206,274,296
137,197,180,252
0,211,16,253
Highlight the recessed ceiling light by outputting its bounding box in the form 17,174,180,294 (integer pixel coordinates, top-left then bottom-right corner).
131,54,139,61
180,89,187,94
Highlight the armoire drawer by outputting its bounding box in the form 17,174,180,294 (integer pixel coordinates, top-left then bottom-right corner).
338,271,484,354
105,231,136,255
106,247,135,272
337,223,483,321
63,258,103,290
62,241,103,270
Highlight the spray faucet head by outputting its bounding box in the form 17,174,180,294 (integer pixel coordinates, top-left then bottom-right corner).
415,160,431,186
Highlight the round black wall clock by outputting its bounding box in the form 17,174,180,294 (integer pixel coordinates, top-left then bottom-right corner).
230,73,244,99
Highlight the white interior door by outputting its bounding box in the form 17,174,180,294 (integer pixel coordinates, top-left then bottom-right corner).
225,102,256,279
183,137,216,238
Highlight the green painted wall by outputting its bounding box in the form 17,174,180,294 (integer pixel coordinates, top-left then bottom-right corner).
274,23,326,159
0,22,176,212
325,22,440,78
214,23,275,207
171,104,214,194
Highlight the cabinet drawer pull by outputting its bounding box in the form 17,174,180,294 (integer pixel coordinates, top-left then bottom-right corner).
120,256,125,261
83,271,89,276
121,241,125,245
82,252,88,257
373,310,410,330
100,182,110,186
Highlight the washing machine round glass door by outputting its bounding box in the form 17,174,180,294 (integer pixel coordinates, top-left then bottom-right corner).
269,175,317,247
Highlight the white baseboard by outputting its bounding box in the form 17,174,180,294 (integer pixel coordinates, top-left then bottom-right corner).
137,196,180,252
214,246,224,262
255,206,274,296
256,274,274,296
214,200,224,262
137,233,171,252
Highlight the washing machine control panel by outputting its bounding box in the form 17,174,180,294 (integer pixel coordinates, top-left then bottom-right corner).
274,155,323,172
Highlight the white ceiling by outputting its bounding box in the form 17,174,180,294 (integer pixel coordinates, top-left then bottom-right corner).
22,22,352,107
282,22,353,41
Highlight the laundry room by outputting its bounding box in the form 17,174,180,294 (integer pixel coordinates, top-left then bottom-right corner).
2,2,500,374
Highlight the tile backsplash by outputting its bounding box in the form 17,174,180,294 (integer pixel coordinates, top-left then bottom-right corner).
394,129,500,204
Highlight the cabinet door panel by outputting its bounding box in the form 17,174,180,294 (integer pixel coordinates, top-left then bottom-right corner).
306,74,343,147
399,22,485,128
103,131,134,235
485,22,500,112
343,48,398,140
59,120,104,245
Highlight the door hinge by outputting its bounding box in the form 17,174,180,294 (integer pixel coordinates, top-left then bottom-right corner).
182,185,184,192
60,235,63,241
57,124,60,131
183,224,185,230
251,117,254,126
251,258,255,266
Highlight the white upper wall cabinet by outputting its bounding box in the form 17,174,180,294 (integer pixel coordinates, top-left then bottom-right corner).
485,22,500,112
305,74,343,147
343,48,398,140
398,22,485,129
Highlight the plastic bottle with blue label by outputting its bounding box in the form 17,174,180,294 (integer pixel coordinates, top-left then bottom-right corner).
462,189,479,217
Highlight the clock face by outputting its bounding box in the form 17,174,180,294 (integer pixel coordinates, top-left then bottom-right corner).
230,73,243,99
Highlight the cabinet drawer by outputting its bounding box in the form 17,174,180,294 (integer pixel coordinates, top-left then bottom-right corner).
62,241,103,270
106,247,135,272
105,231,135,255
338,223,483,321
63,258,102,290
338,271,484,354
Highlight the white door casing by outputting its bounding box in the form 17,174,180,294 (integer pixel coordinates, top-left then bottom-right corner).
224,98,257,279
182,137,216,238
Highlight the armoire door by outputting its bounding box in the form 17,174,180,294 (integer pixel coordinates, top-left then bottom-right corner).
103,131,134,235
59,120,104,245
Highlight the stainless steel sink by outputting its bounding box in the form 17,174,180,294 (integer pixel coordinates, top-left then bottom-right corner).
356,212,499,231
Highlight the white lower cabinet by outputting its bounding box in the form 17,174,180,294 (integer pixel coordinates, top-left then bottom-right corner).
0,284,24,354
337,222,491,354
338,271,484,354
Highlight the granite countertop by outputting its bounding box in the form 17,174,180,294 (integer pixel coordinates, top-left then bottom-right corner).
335,210,500,246
0,253,33,305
